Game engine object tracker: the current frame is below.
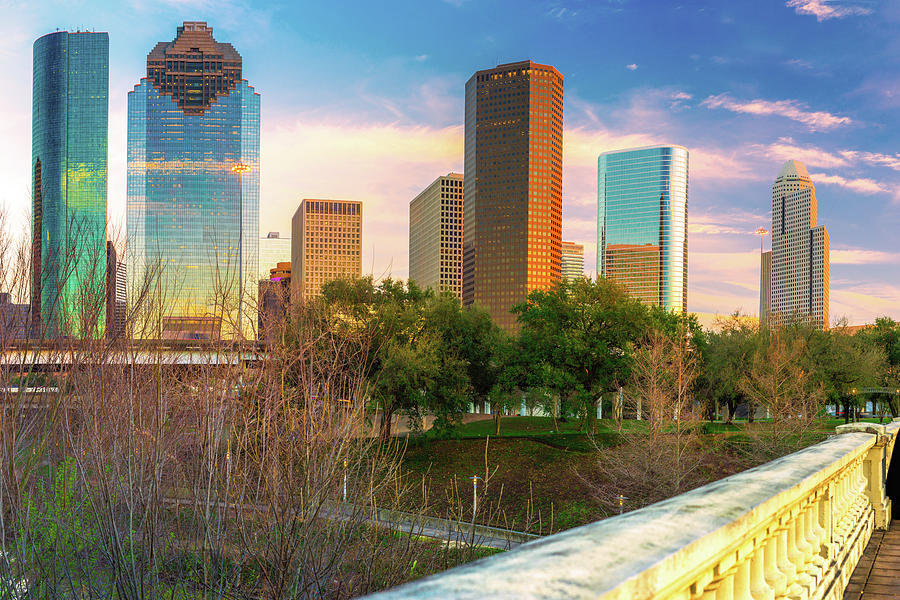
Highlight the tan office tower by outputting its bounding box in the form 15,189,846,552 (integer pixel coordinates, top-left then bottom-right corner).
760,250,771,323
770,161,829,329
409,173,463,296
462,60,563,331
291,200,362,303
561,241,584,281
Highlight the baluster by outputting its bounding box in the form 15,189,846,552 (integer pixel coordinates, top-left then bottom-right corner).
749,544,774,600
702,572,735,600
786,517,816,593
776,527,808,600
763,534,787,597
733,556,754,600
803,503,827,566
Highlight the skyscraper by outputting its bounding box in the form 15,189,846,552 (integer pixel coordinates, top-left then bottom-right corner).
409,173,463,297
290,200,362,303
32,31,109,337
760,250,771,323
463,60,563,331
597,145,688,313
259,232,291,282
106,241,126,338
561,241,584,281
127,22,259,340
769,161,829,329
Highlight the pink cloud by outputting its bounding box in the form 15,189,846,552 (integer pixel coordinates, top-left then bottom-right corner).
808,172,891,195
702,94,853,131
786,0,872,22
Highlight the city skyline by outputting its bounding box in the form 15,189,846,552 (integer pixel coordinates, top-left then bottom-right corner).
0,1,897,325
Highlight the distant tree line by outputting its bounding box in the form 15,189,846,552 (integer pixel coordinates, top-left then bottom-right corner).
291,276,896,438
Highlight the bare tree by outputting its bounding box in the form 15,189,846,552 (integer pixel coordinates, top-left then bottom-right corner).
592,321,704,512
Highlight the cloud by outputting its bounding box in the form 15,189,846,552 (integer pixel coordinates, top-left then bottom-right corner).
261,116,464,279
785,58,815,69
831,283,900,325
413,54,429,62
702,94,853,131
831,248,900,264
786,0,873,21
840,150,900,171
625,63,638,71
757,138,849,168
809,172,891,195
671,91,692,101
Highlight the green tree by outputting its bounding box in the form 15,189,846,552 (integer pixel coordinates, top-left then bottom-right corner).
513,277,649,433
857,317,900,415
701,313,758,423
320,277,440,441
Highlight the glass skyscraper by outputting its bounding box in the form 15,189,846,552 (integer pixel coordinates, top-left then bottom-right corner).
127,22,259,340
597,145,688,313
32,31,109,337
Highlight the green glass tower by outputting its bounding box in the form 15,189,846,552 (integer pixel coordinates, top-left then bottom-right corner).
32,31,109,337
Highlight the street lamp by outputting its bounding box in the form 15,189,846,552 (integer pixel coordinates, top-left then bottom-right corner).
755,227,769,254
231,162,251,340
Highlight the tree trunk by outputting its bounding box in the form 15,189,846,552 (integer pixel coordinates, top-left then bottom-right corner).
493,410,501,436
843,400,850,424
890,396,899,418
380,407,394,442
747,402,755,423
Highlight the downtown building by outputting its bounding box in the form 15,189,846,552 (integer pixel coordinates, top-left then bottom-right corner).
561,241,584,281
127,22,259,340
463,61,563,331
32,30,109,337
290,200,362,303
259,231,291,282
763,161,829,329
597,145,688,313
409,173,463,297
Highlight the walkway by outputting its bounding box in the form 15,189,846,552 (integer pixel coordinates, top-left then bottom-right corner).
844,524,900,599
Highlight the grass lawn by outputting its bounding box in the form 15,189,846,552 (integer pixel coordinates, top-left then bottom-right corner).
399,415,875,535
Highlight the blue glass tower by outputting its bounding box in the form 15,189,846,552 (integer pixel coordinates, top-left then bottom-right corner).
127,22,259,340
597,145,688,313
32,31,109,337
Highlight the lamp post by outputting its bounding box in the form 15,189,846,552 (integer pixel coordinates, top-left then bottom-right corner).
755,227,769,254
231,162,251,340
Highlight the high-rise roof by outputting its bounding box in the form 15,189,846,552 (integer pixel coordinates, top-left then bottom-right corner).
146,21,242,116
776,160,811,181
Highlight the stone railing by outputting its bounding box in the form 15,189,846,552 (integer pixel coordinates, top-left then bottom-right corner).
366,421,900,600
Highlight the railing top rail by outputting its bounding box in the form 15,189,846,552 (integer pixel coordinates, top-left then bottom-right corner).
367,426,899,600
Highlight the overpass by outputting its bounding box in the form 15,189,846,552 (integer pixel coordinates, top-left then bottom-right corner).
366,421,900,599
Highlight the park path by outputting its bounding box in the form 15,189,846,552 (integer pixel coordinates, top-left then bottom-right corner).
844,524,900,599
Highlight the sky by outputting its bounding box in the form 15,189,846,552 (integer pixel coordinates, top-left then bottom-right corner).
0,0,898,324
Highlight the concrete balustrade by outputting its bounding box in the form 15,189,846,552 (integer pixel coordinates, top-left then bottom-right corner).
366,420,900,600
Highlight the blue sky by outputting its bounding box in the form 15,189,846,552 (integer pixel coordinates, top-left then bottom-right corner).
0,0,897,324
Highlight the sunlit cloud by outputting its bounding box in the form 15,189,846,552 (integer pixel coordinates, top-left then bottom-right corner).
809,172,891,195
261,116,463,279
831,248,900,264
758,138,849,168
625,63,638,71
702,94,853,131
840,150,900,171
786,0,873,22
831,283,900,325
